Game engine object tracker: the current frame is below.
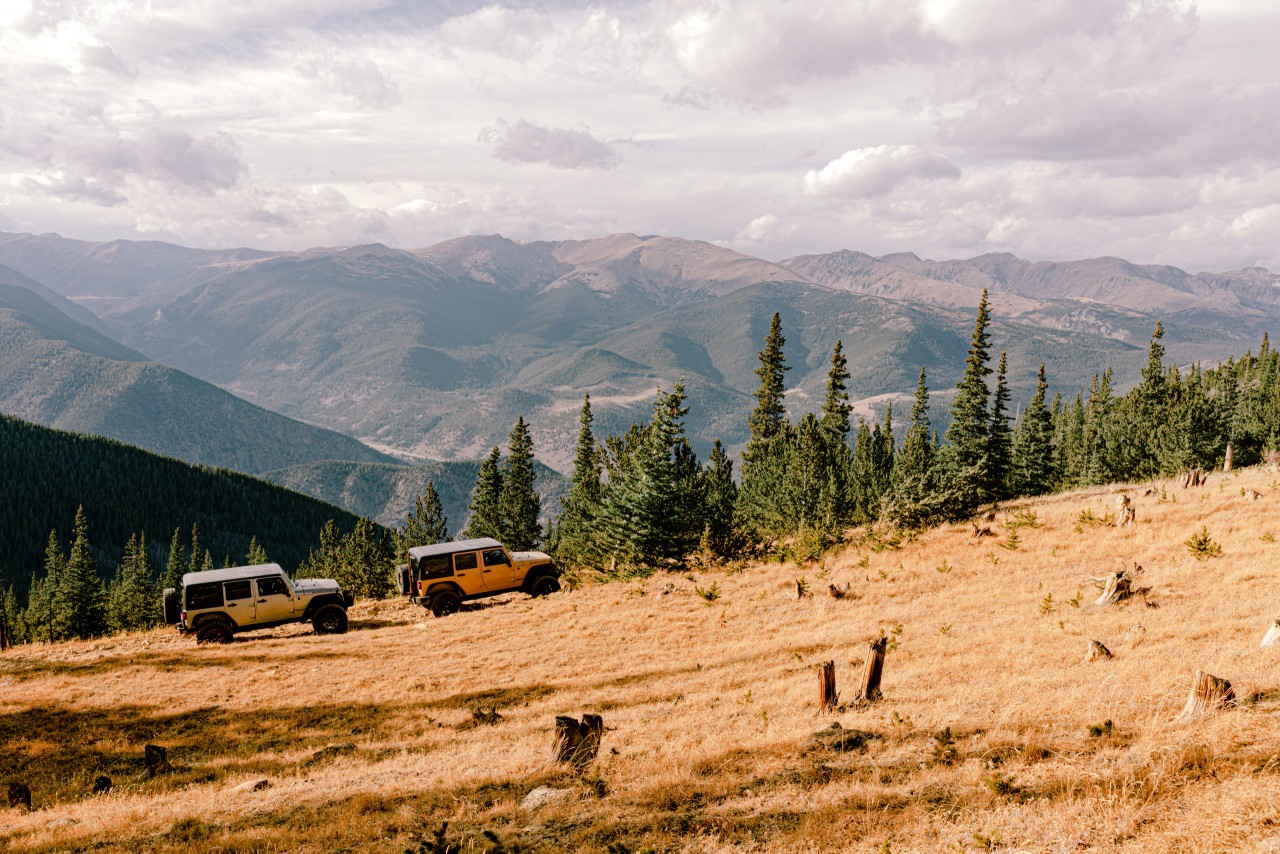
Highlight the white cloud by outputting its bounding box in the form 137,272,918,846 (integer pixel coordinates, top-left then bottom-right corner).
802,145,961,198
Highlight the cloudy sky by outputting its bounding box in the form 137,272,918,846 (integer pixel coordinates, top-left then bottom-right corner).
1,0,1277,270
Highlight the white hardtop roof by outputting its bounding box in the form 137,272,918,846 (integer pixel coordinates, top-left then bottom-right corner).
408,538,503,560
183,563,285,586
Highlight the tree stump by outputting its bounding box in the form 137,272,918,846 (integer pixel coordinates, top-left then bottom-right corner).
92,776,112,795
1178,670,1233,720
1116,494,1135,528
1245,489,1263,502
1082,569,1136,612
1224,442,1234,472
969,523,994,542
144,744,174,777
1085,640,1113,662
8,781,30,810
854,637,888,704
553,715,604,768
818,660,838,711
828,583,853,600
1261,619,1280,648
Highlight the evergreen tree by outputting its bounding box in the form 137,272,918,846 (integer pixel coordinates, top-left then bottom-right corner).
107,533,159,634
820,340,852,445
163,528,185,592
246,536,269,565
27,531,64,643
56,506,106,640
500,416,542,551
699,440,739,557
200,550,214,573
398,482,449,555
297,519,344,579
188,523,203,577
896,368,934,486
738,313,793,539
987,351,1013,499
341,517,394,599
464,446,505,541
552,395,603,563
1011,364,1055,496
785,413,833,531
939,289,994,511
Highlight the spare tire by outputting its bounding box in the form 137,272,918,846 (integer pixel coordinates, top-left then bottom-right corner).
162,588,181,625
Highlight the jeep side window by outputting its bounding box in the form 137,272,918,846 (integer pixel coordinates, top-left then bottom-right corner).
482,548,510,567
224,580,252,601
187,582,223,610
454,552,478,571
256,576,289,597
419,555,452,579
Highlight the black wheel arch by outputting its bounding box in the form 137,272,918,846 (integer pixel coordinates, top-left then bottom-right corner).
192,612,237,630
301,594,348,621
521,563,560,592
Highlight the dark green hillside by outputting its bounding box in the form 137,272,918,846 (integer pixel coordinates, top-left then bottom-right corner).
0,415,368,593
0,278,397,473
262,459,569,530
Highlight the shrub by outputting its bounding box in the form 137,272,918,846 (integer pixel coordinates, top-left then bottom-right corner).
1184,527,1222,560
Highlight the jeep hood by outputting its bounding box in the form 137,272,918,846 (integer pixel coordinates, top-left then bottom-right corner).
512,551,552,563
294,578,341,595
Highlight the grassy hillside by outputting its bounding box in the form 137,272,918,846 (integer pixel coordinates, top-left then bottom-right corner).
0,415,368,592
0,276,396,473
4,466,1279,851
262,458,569,530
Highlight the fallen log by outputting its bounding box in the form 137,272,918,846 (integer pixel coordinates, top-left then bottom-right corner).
818,660,838,711
553,715,604,768
1177,670,1233,720
853,637,888,704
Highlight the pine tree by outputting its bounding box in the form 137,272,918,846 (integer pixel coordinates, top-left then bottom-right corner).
785,413,832,531
163,528,184,592
297,519,344,579
699,440,739,557
188,523,203,577
56,506,106,640
246,536,269,565
108,533,159,633
1011,364,1055,496
200,550,214,573
820,340,852,445
896,368,934,486
341,517,394,599
398,482,449,554
939,289,994,511
552,395,603,563
500,416,542,551
987,351,1013,499
28,531,64,643
464,447,505,541
738,313,793,539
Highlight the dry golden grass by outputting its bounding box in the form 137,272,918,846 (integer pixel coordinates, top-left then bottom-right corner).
4,468,1280,852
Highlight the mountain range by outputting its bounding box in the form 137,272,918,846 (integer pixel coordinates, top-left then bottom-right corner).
0,229,1275,480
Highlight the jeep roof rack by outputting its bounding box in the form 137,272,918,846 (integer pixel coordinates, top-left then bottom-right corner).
407,538,503,560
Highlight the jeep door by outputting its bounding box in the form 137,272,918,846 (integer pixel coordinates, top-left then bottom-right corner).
480,547,516,591
222,579,255,626
452,550,485,592
253,575,295,623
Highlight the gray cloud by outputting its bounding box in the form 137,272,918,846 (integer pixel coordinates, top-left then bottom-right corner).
298,57,401,108
79,42,137,78
131,129,246,192
481,119,618,170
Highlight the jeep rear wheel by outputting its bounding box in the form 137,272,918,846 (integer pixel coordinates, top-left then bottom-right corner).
195,622,233,644
530,575,561,597
430,590,462,618
312,604,349,634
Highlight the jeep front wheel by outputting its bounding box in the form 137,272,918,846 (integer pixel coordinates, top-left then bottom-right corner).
530,575,561,597
312,604,349,634
430,590,462,618
195,622,233,644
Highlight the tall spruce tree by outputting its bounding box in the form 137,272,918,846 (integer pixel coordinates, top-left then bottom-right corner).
896,368,934,486
246,536,269,565
188,523,203,577
552,395,603,563
399,482,449,554
987,351,1013,499
28,531,64,643
56,506,106,639
820,340,852,445
464,446,505,541
107,533,159,633
699,440,739,557
940,289,994,510
163,528,184,592
500,416,542,551
341,517,394,599
1011,364,1055,496
737,313,793,538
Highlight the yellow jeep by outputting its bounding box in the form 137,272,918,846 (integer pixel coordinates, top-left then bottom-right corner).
402,537,560,617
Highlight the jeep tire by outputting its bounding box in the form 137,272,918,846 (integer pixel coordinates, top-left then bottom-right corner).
530,575,561,597
312,604,349,634
430,589,462,618
196,622,233,644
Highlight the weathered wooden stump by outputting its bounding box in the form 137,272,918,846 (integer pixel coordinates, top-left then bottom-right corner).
854,637,888,704
471,707,504,726
92,775,112,795
1116,494,1136,528
1224,442,1234,472
1085,640,1114,662
1082,565,1141,612
8,781,31,810
144,744,174,777
828,583,852,600
1179,468,1208,488
553,715,604,768
1178,670,1234,720
969,523,994,542
1245,489,1264,502
818,661,838,711
1261,619,1280,648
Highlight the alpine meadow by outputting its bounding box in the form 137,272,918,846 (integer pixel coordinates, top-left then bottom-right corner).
4,1,1280,852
